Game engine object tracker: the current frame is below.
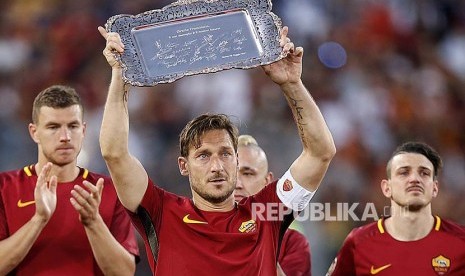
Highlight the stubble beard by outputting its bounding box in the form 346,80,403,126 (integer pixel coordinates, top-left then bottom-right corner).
391,195,426,213
192,177,236,205
44,153,74,167
201,187,235,204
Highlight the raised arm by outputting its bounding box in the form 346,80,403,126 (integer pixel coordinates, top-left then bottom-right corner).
0,163,57,274
98,26,148,212
262,27,336,192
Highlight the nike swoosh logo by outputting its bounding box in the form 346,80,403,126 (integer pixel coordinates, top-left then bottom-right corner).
371,264,392,274
183,214,207,224
17,199,36,208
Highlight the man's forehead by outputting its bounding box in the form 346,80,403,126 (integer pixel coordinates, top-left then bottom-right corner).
39,105,82,115
37,106,83,123
191,130,234,150
392,153,433,170
238,145,261,156
200,131,232,143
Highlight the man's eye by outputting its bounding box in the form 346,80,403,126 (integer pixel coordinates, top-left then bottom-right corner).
421,171,431,176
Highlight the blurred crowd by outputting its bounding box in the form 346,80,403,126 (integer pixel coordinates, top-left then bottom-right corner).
1,0,464,275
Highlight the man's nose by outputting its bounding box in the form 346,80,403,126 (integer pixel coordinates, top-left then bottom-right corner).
210,156,225,172
60,127,71,142
409,172,422,182
235,176,244,189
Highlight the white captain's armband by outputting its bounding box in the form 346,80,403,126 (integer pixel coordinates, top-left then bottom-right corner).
277,169,315,211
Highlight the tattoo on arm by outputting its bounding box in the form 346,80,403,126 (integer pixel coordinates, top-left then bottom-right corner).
289,97,307,145
123,90,129,114
289,98,305,129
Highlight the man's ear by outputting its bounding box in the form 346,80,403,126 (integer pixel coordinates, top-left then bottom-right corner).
265,172,274,184
82,121,87,137
178,157,189,176
432,180,439,198
29,123,39,143
381,179,391,198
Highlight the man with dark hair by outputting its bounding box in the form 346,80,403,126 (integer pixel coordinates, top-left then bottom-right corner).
235,134,312,276
0,85,139,275
99,25,335,275
327,141,465,275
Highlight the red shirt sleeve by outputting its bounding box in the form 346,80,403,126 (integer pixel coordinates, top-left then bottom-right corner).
0,194,7,240
109,197,140,259
330,229,357,276
278,229,311,276
0,174,9,240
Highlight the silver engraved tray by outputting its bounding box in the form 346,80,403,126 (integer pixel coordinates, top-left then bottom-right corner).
105,0,284,86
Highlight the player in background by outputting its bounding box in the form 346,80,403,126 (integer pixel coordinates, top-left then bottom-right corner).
0,85,139,275
235,134,311,276
327,141,465,275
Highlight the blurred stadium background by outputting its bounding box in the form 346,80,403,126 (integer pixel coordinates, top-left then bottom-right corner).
1,0,464,275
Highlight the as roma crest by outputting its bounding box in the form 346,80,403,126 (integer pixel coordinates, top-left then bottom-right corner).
283,179,293,191
432,255,450,275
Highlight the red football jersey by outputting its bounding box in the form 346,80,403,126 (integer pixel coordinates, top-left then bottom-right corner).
131,179,290,275
279,228,311,276
330,216,465,275
0,165,139,276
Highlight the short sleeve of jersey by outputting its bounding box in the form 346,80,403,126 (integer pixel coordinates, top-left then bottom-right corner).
251,181,294,242
0,187,7,240
109,197,140,259
135,178,164,235
279,229,311,276
330,229,357,276
252,180,281,205
0,173,11,240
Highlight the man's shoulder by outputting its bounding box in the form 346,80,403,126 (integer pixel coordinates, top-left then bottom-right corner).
283,228,310,250
345,220,383,245
0,166,31,184
81,169,119,198
0,168,21,176
250,180,278,201
145,178,192,206
285,228,307,241
438,217,465,241
82,169,111,181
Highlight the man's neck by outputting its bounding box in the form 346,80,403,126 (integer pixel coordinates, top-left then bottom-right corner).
35,162,80,183
192,194,235,212
384,205,434,241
